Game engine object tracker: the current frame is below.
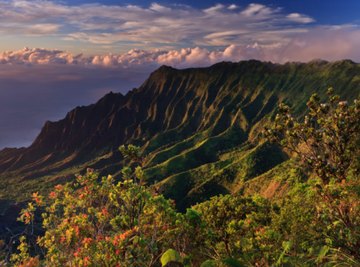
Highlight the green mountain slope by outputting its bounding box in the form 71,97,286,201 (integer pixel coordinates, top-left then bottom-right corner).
0,60,359,228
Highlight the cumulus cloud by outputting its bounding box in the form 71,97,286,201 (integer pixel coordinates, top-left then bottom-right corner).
0,47,168,67
2,25,360,70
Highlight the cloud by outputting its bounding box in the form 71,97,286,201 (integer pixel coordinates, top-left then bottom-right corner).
203,4,225,14
2,24,360,70
228,4,238,10
0,22,60,35
287,13,315,24
0,0,315,48
241,3,274,17
278,25,360,62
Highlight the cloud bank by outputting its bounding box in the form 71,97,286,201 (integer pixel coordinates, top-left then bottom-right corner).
0,1,314,49
2,25,360,69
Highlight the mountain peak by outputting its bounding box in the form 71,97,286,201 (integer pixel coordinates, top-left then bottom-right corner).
158,65,176,71
0,60,358,179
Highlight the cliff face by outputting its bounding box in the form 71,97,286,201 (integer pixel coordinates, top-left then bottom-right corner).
0,60,359,208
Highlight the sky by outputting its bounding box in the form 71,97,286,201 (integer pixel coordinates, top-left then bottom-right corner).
1,0,360,148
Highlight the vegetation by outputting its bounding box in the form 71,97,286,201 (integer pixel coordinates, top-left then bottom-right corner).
1,92,359,266
265,89,360,264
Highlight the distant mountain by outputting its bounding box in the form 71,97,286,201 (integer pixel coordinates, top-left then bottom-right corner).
0,60,359,227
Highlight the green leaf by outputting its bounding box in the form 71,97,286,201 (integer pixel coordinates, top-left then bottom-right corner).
161,249,182,267
200,260,217,267
316,245,330,263
275,241,292,266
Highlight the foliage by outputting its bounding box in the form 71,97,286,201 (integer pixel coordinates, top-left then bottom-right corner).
8,91,360,266
160,249,183,267
266,88,359,184
193,194,272,266
119,144,144,166
11,167,194,267
266,90,360,264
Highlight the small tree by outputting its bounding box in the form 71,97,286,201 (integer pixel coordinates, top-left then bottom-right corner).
119,144,144,166
266,88,359,185
266,89,360,263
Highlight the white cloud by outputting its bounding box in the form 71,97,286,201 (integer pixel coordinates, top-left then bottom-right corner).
0,22,61,35
241,3,274,17
228,4,238,10
149,3,172,12
203,4,225,14
287,13,315,24
0,0,315,49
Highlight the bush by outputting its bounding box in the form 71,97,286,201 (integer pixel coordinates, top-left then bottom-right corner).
12,168,188,267
266,90,360,264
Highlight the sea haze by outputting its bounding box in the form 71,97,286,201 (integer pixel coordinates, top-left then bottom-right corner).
0,63,154,148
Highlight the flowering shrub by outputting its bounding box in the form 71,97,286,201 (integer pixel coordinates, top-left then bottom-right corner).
12,167,201,267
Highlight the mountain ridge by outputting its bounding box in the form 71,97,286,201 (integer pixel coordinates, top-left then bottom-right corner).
0,60,359,211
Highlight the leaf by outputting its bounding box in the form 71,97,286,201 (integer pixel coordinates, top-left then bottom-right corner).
275,241,292,266
282,240,292,251
316,245,330,263
161,249,182,267
200,260,217,267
